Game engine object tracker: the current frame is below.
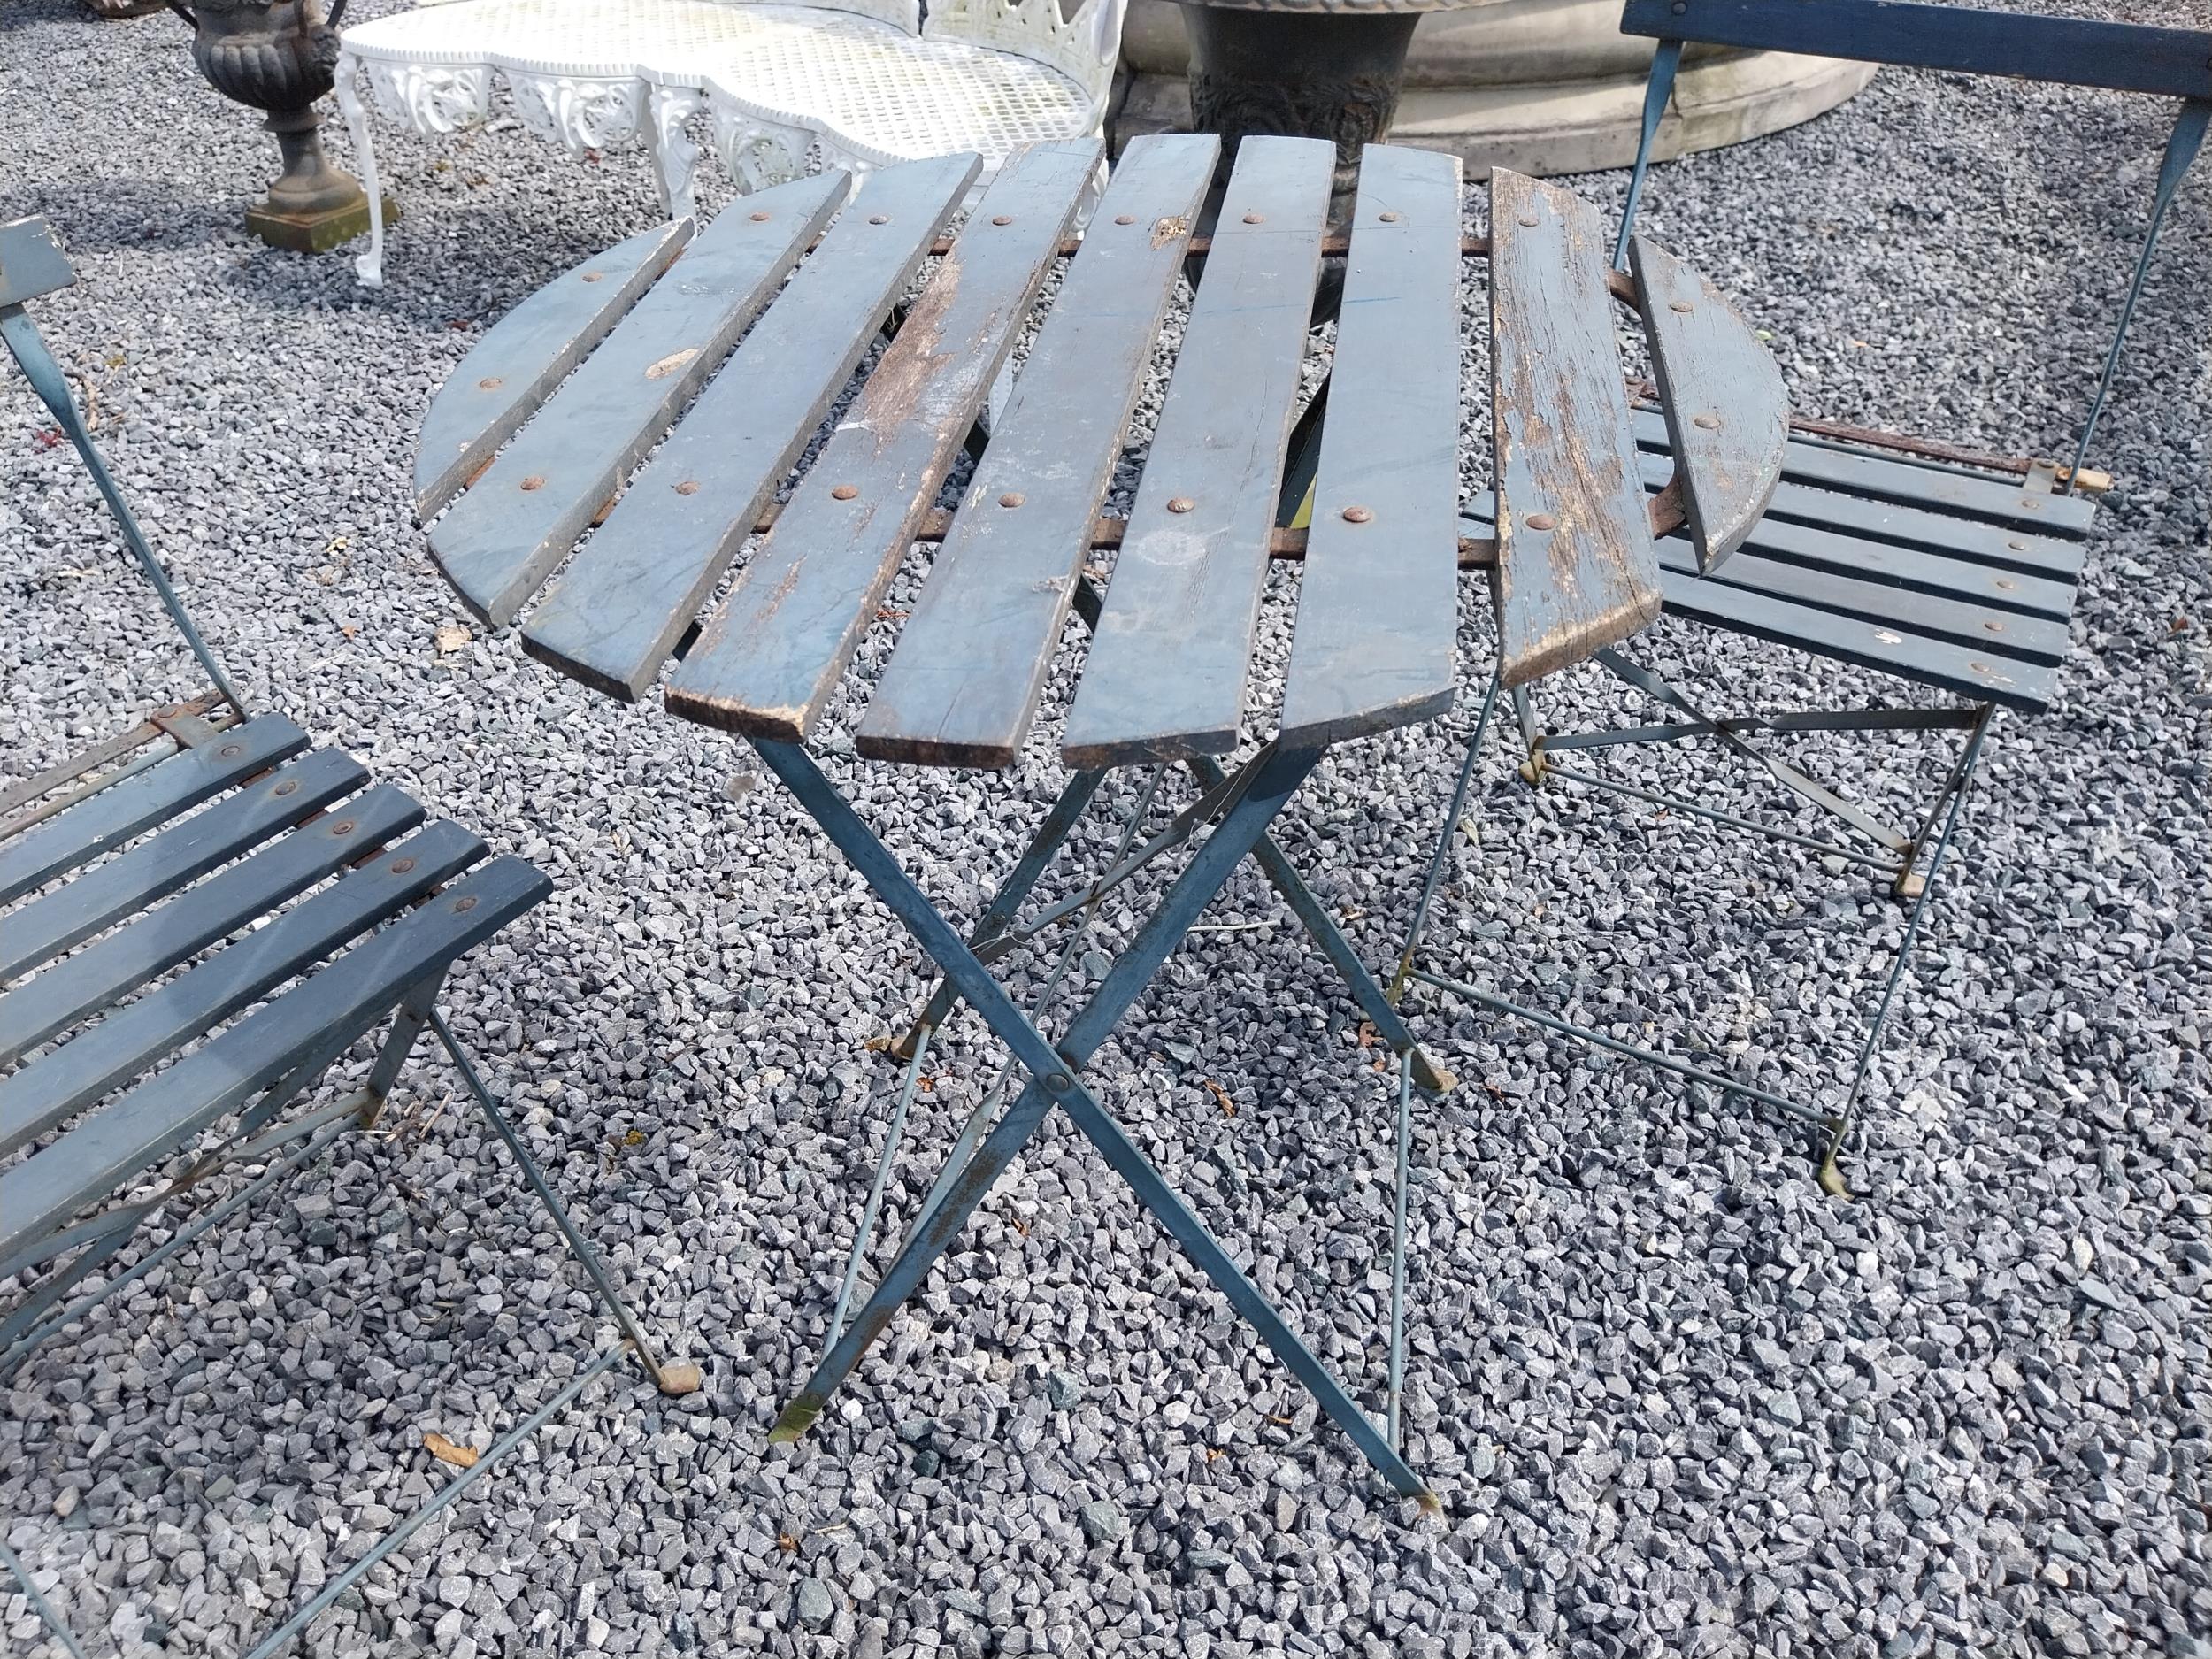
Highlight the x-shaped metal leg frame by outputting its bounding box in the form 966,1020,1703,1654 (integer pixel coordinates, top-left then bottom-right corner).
750,737,1439,1505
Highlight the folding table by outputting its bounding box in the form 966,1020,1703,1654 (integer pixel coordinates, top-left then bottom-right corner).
410,134,1787,1497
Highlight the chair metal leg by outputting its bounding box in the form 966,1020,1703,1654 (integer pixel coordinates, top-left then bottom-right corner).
1388,669,1501,1004
751,738,1436,1505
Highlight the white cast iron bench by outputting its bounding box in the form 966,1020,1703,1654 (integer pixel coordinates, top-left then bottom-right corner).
335,0,1125,285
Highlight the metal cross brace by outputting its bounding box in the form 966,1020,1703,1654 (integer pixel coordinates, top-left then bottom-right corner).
750,736,1441,1504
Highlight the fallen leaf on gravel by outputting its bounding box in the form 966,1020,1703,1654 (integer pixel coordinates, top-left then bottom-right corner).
1203,1078,1235,1118
424,1432,478,1469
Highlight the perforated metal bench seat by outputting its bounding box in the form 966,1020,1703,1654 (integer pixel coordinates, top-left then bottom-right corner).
1468,414,2093,715
0,705,549,1274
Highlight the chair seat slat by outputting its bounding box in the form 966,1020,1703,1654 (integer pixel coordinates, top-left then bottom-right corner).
431,172,850,626
0,715,308,910
1278,145,1465,749
0,821,484,1162
856,135,1217,768
667,140,1102,742
0,856,548,1262
1060,135,1335,767
0,785,427,1067
0,749,367,984
525,154,980,701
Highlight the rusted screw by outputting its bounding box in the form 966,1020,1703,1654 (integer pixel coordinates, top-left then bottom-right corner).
391,857,417,874
1995,577,2018,590
581,271,604,283
1242,211,1263,225
1167,496,1194,514
455,895,478,912
2019,497,2042,511
1341,505,1373,524
750,211,772,222
332,819,356,837
1970,662,1992,673
869,214,889,225
999,492,1025,508
1525,511,1557,532
676,480,701,495
832,483,859,501
2008,539,2027,550
1670,300,1694,314
1517,213,1539,227
219,742,242,758
478,375,503,390
1985,619,2005,632
274,779,299,797
520,475,544,492
1693,412,1721,431
1379,211,1402,223
991,215,1013,226
1114,214,1135,226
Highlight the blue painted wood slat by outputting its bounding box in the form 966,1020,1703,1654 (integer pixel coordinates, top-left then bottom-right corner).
1278,144,1465,749
665,139,1103,742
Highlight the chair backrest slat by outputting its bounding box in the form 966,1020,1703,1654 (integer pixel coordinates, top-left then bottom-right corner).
1619,0,2212,101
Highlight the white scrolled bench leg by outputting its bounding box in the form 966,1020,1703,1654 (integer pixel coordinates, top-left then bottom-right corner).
334,52,386,288
648,85,707,222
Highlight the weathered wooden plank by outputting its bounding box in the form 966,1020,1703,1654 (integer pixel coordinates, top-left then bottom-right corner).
413,220,692,522
0,749,366,983
0,216,73,309
1627,410,2096,543
1651,541,2070,665
1488,169,1660,687
1619,0,2212,103
1058,136,1334,768
1626,444,2088,585
1656,567,2059,712
665,139,1103,741
430,172,851,627
1630,235,1786,573
0,715,307,910
1278,145,1465,749
853,135,1218,767
525,154,982,701
0,784,427,1067
0,855,546,1258
0,821,482,1160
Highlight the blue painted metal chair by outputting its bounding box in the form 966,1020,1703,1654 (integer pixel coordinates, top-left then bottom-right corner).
1395,0,2210,1193
0,216,691,1655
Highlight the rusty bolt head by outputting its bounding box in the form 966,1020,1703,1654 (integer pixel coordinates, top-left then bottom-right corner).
1517,213,1539,228
1379,211,1402,224
2019,497,2042,511
868,214,889,225
1670,300,1694,314
1995,577,2017,590
478,375,503,390
520,475,545,492
274,779,299,796
2008,539,2027,550
1242,211,1263,225
999,492,1025,508
676,480,701,495
219,742,242,758
1693,412,1721,431
332,819,356,837
1114,214,1135,226
1525,512,1557,532
1167,496,1194,514
991,214,1013,226
581,271,604,283
390,856,416,874
1970,662,1993,673
1341,505,1373,524
749,211,772,222
455,895,478,913
1985,619,2005,632
832,484,859,501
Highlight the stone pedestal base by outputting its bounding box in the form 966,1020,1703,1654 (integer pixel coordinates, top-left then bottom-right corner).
1118,0,1877,178
247,188,399,255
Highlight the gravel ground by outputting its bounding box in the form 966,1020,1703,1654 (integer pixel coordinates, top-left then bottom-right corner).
3,1,2208,1655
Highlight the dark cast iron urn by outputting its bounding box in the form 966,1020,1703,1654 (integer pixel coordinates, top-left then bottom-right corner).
167,0,395,252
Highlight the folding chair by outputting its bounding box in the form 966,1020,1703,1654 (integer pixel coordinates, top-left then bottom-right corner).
0,216,691,1656
1392,0,2211,1194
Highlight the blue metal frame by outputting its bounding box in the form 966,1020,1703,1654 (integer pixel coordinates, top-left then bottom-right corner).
749,736,1441,1504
